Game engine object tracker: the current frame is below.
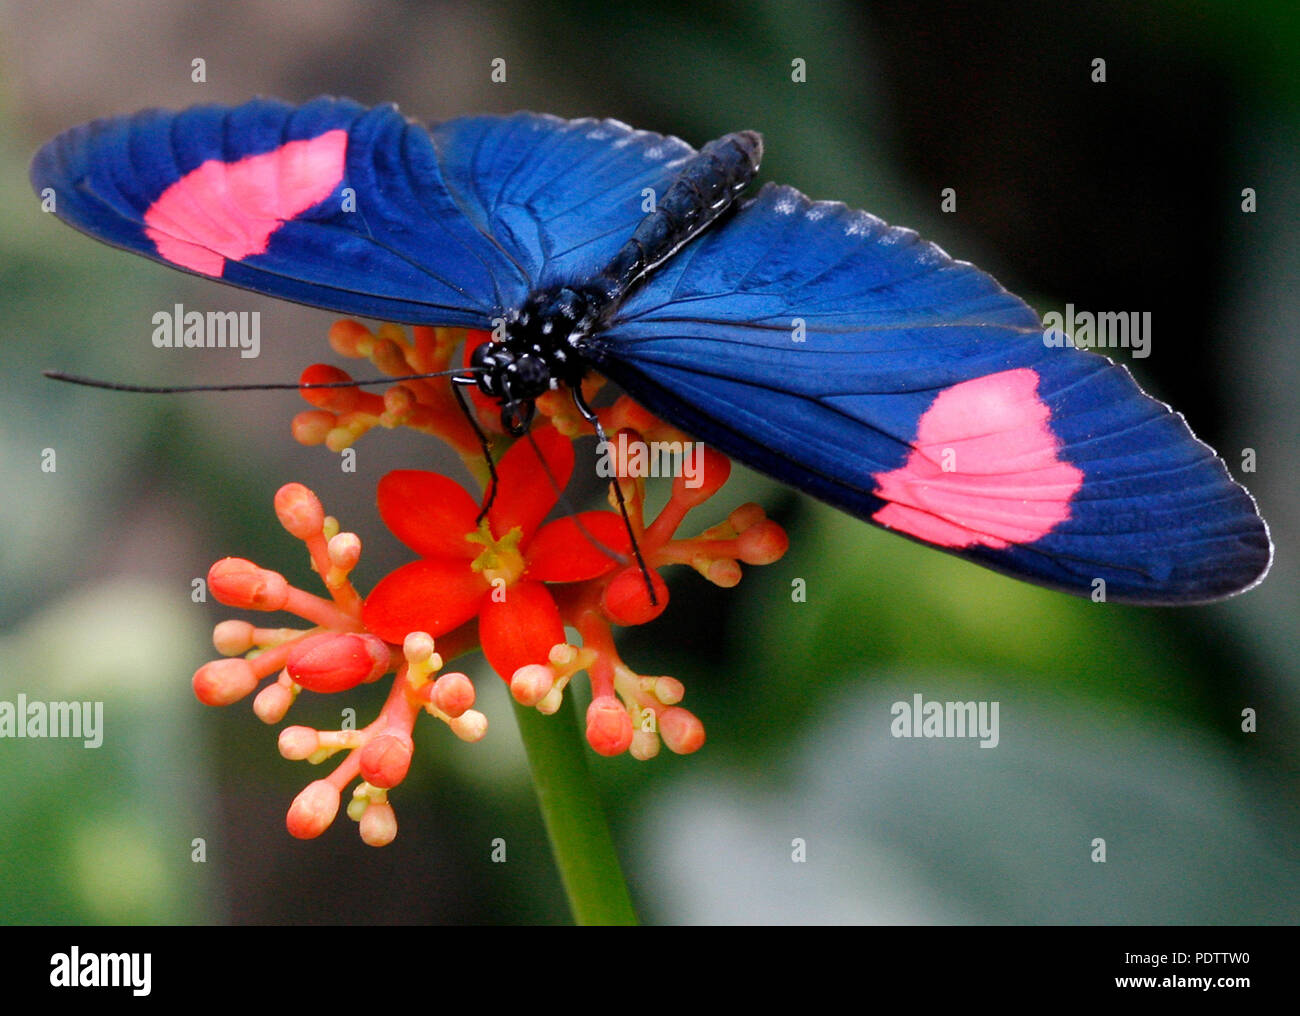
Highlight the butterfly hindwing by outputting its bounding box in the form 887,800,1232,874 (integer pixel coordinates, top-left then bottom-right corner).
592,184,1270,603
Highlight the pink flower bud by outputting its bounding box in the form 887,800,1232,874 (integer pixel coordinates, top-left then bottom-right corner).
253,681,294,724
737,519,789,565
728,502,767,532
327,319,370,357
286,780,340,839
274,483,326,539
510,664,554,707
327,532,361,570
449,710,488,742
291,410,335,446
192,658,260,706
359,801,397,847
286,632,389,694
659,707,706,755
654,677,685,705
359,733,414,789
601,567,669,626
212,619,256,655
704,558,742,588
673,446,731,507
208,558,289,611
278,725,320,760
432,672,475,717
586,696,634,757
403,631,437,666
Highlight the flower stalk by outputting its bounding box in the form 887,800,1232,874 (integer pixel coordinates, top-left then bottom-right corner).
512,694,638,925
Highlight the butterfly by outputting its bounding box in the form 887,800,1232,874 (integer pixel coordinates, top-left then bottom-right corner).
30,96,1272,604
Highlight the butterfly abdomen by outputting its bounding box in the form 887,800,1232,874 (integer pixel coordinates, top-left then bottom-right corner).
597,131,764,299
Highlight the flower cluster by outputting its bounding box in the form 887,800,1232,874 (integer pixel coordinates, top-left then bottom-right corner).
193,321,788,844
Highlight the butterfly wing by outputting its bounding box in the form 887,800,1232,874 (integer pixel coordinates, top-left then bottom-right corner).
30,98,697,328
431,112,696,289
590,184,1271,603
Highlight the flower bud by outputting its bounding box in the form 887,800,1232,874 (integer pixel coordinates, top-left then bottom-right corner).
192,658,260,706
737,519,789,564
432,672,475,717
601,567,669,626
286,780,340,839
630,729,661,761
510,664,555,707
659,707,706,755
328,532,362,570
449,710,488,742
673,446,730,507
287,632,389,694
278,725,321,760
253,680,294,724
212,619,256,655
291,410,336,446
274,483,326,539
359,733,414,788
208,558,290,611
586,696,634,757
359,801,397,847
298,363,361,412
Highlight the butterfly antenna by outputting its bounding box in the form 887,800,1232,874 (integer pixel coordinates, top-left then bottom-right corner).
450,375,500,523
43,366,483,394
569,386,658,606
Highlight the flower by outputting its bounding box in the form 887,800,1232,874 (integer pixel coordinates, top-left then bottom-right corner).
362,424,632,681
191,320,790,844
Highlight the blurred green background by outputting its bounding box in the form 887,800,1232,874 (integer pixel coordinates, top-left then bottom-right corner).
1,0,1295,924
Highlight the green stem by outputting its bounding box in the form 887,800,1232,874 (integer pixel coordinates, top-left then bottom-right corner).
512,694,639,925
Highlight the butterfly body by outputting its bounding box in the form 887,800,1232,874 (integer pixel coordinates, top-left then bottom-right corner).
30,97,1272,604
473,129,763,432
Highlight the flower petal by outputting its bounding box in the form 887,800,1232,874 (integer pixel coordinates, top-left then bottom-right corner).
478,579,564,682
377,470,480,559
489,425,574,543
362,559,487,643
526,511,632,582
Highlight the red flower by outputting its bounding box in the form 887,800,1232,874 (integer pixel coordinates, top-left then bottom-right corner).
363,425,631,680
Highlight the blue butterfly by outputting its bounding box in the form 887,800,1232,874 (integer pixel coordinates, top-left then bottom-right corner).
30,96,1272,603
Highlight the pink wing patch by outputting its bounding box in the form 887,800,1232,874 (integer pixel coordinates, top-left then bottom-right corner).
872,368,1084,549
142,130,348,277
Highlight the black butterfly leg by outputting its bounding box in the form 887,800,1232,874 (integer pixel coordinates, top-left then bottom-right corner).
570,385,658,606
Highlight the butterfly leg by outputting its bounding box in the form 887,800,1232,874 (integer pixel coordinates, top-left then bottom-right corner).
570,385,658,606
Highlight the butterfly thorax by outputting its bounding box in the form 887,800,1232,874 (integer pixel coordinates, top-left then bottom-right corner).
472,284,607,433
472,130,764,435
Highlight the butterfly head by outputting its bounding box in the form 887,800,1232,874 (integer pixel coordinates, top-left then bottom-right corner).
472,285,604,435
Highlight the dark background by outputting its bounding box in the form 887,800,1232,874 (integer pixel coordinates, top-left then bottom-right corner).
0,0,1295,924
